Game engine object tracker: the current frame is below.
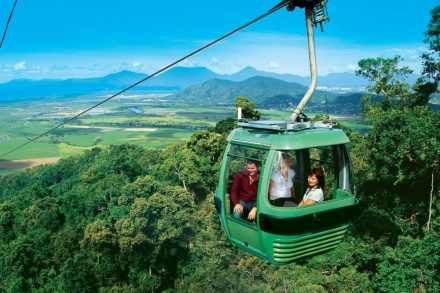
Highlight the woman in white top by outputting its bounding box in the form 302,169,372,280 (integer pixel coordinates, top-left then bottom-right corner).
269,152,296,207
298,168,325,206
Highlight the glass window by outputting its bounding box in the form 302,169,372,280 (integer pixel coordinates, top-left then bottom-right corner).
309,146,336,200
225,144,267,213
268,151,298,207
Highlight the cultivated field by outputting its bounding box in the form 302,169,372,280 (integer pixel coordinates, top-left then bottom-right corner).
0,91,232,174
0,157,61,170
0,91,363,174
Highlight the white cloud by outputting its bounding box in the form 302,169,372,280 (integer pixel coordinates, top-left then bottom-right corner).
177,59,198,67
14,61,27,70
269,62,279,69
325,65,340,73
132,61,142,68
386,48,424,60
346,64,358,72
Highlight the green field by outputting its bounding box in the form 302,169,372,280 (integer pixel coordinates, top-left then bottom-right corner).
0,93,230,173
0,92,365,174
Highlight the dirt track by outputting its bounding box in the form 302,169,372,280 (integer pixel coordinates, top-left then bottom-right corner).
0,157,61,170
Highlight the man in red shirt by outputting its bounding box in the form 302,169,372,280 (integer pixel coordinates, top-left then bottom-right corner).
231,160,260,221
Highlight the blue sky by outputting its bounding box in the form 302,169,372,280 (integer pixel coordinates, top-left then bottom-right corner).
0,0,437,83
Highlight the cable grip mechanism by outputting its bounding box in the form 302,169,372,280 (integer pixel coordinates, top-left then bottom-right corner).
285,0,330,32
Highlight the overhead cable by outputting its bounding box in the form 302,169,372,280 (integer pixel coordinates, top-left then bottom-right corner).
0,0,290,158
0,0,18,48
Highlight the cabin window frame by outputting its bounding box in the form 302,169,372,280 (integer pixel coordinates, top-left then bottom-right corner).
224,142,269,220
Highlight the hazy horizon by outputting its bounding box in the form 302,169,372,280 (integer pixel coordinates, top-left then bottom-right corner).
0,65,372,83
0,0,436,83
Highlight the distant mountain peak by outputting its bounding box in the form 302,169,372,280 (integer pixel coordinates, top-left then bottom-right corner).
104,70,147,78
237,66,258,72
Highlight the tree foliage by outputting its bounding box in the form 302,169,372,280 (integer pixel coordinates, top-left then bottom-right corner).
422,6,440,85
352,52,440,237
234,96,261,121
356,56,429,112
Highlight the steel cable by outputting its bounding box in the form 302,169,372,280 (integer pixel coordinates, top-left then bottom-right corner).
0,0,290,158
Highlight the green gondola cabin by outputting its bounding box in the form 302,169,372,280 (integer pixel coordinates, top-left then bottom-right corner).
214,120,358,265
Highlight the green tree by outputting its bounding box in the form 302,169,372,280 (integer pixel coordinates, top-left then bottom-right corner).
373,234,440,292
80,219,118,288
235,96,261,121
154,130,225,199
352,53,440,236
0,201,16,243
0,237,34,292
213,117,237,133
52,226,82,267
421,5,440,86
81,219,116,253
59,253,98,293
108,175,160,223
18,196,64,235
183,130,225,198
356,56,427,112
115,197,152,267
155,144,184,186
83,173,128,216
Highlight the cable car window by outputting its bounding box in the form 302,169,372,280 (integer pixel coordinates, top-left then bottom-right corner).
309,146,336,200
225,144,267,216
269,151,299,207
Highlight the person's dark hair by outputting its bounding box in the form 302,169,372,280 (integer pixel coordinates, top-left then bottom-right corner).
309,168,325,189
247,160,260,168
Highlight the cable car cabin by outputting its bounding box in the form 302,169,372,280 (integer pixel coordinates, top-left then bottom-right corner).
214,119,358,265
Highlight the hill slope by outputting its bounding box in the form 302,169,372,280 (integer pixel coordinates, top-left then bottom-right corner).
166,76,376,115
169,76,326,105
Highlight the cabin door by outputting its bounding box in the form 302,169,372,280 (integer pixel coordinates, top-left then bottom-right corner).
223,143,268,258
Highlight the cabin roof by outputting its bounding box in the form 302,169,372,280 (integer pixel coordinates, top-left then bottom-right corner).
229,120,350,150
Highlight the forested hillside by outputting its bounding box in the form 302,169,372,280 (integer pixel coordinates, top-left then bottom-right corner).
168,76,343,110
0,91,440,292
0,101,439,292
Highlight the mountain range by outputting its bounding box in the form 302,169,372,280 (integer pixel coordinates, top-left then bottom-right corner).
0,66,377,102
0,66,427,114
